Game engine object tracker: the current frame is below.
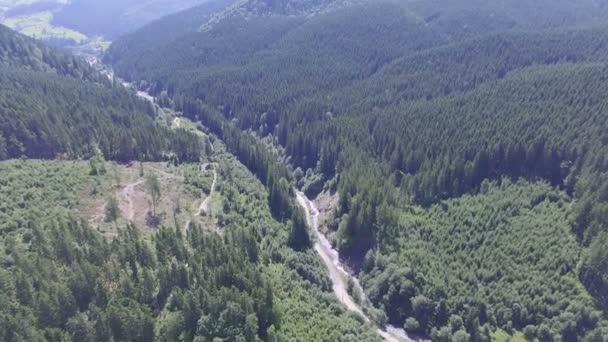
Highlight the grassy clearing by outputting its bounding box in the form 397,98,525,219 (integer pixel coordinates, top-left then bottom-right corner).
0,158,217,240
3,11,86,42
80,161,212,238
166,111,206,136
70,35,111,54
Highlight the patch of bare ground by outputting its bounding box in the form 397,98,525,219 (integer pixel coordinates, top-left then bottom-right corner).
314,190,339,234
79,162,209,238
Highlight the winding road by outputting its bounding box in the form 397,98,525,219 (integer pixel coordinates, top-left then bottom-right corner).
184,163,218,233
296,191,421,342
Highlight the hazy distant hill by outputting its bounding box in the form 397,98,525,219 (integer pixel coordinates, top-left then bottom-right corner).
51,0,212,38
0,0,217,50
102,0,237,66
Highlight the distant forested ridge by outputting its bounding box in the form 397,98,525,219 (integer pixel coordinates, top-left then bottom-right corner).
104,0,608,339
50,0,214,39
0,24,105,83
0,24,201,162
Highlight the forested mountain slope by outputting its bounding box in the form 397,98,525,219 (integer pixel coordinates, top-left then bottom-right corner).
0,14,383,342
335,26,608,111
101,0,237,67
105,0,608,340
0,24,104,81
0,24,201,162
200,0,350,27
0,0,222,52
106,0,608,80
0,147,380,341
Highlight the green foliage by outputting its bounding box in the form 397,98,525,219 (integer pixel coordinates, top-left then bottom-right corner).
88,145,106,176
0,160,89,234
287,205,311,251
50,0,218,39
146,173,161,217
0,152,378,340
101,0,608,340
104,195,120,223
103,0,236,66
361,180,605,339
0,25,202,163
580,233,608,311
453,330,471,342
0,24,103,81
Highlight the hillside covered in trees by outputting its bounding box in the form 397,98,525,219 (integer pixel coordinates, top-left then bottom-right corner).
0,0,217,45
51,0,214,39
0,144,379,341
105,0,608,340
0,24,201,162
0,14,379,341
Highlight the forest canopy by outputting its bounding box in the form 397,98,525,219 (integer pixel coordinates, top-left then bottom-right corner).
0,24,201,162
106,0,608,339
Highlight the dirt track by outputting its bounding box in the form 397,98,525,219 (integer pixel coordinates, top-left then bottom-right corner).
197,163,218,216
184,163,218,234
121,179,145,222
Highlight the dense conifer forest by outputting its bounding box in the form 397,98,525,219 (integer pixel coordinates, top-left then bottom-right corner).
2,0,608,340
0,148,379,341
0,16,380,339
0,24,201,162
50,0,213,38
104,0,608,340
